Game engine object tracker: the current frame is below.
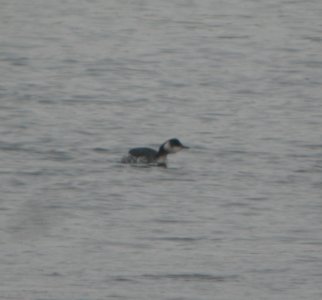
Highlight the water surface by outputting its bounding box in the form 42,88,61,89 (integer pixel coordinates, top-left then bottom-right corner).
1,0,322,299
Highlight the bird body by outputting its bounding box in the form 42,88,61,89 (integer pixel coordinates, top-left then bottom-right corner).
121,138,188,166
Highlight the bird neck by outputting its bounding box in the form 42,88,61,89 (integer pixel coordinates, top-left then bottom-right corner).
156,145,168,158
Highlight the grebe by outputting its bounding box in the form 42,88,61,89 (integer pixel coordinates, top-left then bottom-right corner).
121,138,189,166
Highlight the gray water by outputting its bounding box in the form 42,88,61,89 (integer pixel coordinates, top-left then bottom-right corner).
1,0,322,299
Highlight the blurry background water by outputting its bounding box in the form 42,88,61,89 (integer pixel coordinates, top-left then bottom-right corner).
1,0,322,299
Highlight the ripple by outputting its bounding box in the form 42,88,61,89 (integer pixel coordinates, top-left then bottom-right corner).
148,236,206,242
93,147,110,153
152,218,197,224
0,142,73,161
217,35,250,39
141,273,239,282
301,144,322,150
45,272,63,277
110,273,239,284
0,141,24,151
247,197,269,202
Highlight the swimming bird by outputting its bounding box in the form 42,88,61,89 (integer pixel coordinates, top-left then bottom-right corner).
121,138,189,166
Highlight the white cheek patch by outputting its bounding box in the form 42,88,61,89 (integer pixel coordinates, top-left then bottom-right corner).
171,146,182,153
